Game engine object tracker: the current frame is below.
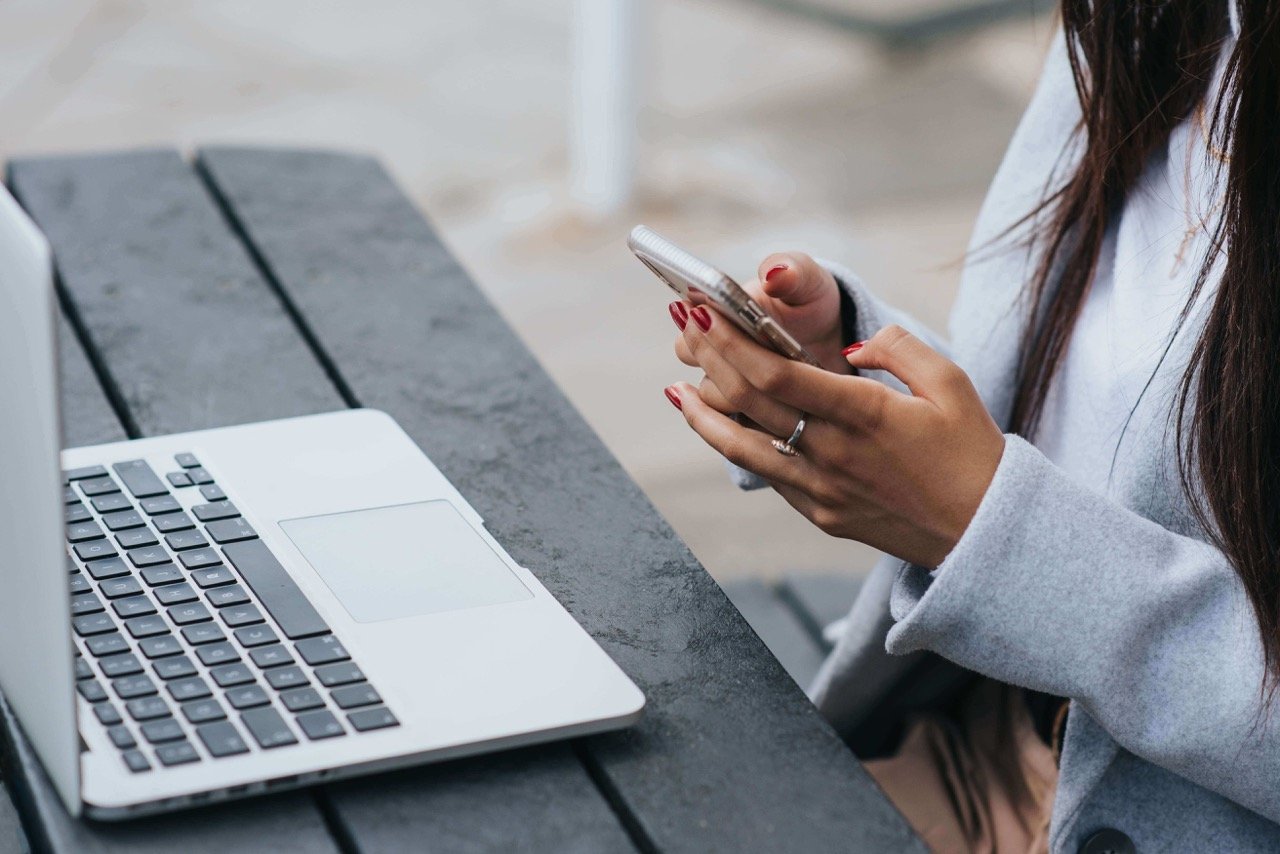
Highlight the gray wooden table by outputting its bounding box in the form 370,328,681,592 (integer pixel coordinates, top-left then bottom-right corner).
0,148,924,853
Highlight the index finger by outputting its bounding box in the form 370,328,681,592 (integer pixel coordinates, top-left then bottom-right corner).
685,304,895,430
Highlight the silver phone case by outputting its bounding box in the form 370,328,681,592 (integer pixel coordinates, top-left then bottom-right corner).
628,225,821,367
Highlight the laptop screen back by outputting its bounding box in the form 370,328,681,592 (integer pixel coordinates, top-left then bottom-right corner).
0,185,80,814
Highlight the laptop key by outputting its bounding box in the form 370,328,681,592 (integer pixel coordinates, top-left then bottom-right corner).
207,584,250,608
209,663,255,688
74,540,118,562
240,707,298,749
141,718,185,744
279,687,324,713
88,558,132,583
155,741,200,767
152,512,195,534
140,495,181,515
77,680,108,703
154,582,198,606
108,725,135,749
125,696,170,721
94,703,123,726
347,707,399,732
139,636,183,659
65,465,109,482
182,698,226,724
264,666,308,691
117,528,160,550
113,460,169,499
153,656,198,681
192,501,238,522
122,750,151,773
223,540,330,639
65,503,92,524
167,676,212,702
66,520,104,543
126,546,170,568
63,485,80,504
330,684,382,710
249,644,293,669
79,477,120,497
175,453,200,469
141,564,182,586
165,530,209,551
68,573,92,595
294,635,349,666
180,549,222,571
102,510,145,532
167,603,211,625
191,566,235,588
100,654,144,679
167,472,194,489
197,721,250,758
221,604,264,628
113,595,157,619
234,624,279,649
205,518,257,544
296,710,346,741
200,484,227,502
181,623,226,646
187,467,215,485
90,494,131,514
71,592,105,616
195,642,239,667
226,685,270,710
112,675,158,700
99,577,143,601
73,612,116,636
85,634,129,657
125,615,169,638
75,658,94,680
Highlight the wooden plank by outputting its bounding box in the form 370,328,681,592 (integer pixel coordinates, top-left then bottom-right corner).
199,146,926,853
9,150,629,853
779,572,866,648
323,745,633,854
720,580,827,689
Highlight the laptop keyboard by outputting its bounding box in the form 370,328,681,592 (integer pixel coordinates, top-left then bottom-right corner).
64,455,398,774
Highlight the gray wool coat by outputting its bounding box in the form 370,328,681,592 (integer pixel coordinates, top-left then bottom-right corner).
735,22,1280,854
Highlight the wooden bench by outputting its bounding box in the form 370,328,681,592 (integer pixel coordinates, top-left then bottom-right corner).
0,148,923,853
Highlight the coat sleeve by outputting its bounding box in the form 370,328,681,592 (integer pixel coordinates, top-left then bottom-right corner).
885,434,1280,824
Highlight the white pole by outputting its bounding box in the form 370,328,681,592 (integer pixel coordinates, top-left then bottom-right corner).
569,0,642,218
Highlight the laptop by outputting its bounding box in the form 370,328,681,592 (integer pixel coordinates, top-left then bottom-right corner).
0,185,644,819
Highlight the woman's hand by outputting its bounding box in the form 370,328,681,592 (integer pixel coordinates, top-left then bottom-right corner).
672,252,850,376
665,305,1005,569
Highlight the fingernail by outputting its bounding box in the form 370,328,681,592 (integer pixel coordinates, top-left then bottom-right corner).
842,341,864,356
690,306,712,332
765,264,788,283
668,301,688,330
664,386,683,411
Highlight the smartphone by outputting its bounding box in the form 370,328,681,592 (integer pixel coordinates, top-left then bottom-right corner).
628,225,821,368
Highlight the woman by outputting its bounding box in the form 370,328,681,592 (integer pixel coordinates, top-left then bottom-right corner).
663,2,1280,852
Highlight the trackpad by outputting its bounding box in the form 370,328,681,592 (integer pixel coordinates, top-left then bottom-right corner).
280,501,532,622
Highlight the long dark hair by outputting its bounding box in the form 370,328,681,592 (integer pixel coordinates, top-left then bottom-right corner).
1012,0,1280,687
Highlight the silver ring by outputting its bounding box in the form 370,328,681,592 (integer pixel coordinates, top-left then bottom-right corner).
771,416,807,457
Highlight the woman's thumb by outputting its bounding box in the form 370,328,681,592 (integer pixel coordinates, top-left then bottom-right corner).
757,253,832,307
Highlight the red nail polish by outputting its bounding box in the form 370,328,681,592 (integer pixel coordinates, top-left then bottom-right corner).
690,306,712,332
842,341,864,355
664,386,683,411
669,301,688,330
765,264,787,283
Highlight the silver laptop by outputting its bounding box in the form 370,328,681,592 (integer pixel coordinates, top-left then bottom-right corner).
0,185,643,819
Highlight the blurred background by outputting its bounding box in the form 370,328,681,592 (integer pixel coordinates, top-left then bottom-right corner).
0,0,1054,584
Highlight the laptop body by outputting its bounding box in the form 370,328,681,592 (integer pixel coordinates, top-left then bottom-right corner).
0,185,644,819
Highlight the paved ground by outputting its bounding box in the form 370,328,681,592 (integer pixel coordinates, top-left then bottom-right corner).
0,0,1053,581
